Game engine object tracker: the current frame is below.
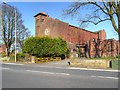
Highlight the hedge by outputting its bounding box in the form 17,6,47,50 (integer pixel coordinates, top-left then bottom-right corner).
22,36,68,58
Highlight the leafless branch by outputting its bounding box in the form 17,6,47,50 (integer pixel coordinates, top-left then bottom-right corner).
81,18,110,25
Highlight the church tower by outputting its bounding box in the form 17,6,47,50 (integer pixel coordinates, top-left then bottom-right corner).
34,12,49,36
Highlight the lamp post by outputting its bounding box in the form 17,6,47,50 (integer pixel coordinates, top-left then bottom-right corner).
3,1,17,62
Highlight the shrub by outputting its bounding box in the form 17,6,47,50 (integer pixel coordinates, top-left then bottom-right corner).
16,52,31,62
17,52,25,58
24,53,31,62
9,56,15,62
66,49,70,58
16,52,25,62
1,52,6,57
23,36,68,58
0,57,9,61
22,36,39,56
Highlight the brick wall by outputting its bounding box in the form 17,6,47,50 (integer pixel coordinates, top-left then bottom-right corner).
0,44,6,53
70,60,110,68
34,12,101,47
89,39,119,58
98,30,106,40
34,12,118,57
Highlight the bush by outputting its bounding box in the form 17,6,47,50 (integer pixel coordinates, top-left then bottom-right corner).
1,52,6,57
9,56,15,62
22,36,39,56
16,52,31,62
17,52,25,58
24,53,31,62
0,57,9,61
66,49,70,58
23,36,68,58
17,52,25,61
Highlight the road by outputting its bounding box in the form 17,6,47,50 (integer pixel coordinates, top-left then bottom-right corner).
1,60,119,88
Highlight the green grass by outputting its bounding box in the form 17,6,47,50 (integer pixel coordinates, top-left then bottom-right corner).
110,60,120,69
88,56,119,60
0,57,10,62
0,56,16,62
9,56,15,62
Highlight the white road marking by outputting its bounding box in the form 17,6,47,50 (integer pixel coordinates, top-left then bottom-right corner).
26,70,40,73
26,70,70,76
3,63,24,66
2,68,10,70
1,66,119,80
2,63,64,69
68,67,120,72
91,75,119,80
37,66,65,69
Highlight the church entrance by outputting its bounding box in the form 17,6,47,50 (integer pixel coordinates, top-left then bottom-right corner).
76,44,86,58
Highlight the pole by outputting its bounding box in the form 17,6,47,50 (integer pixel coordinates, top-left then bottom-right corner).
15,9,17,62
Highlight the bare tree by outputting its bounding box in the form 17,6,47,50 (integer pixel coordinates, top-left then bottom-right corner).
1,4,30,56
63,0,120,52
0,4,3,44
16,13,30,49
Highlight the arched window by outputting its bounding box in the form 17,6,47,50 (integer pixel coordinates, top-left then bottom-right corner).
107,44,111,52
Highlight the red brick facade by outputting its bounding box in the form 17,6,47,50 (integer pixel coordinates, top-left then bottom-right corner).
34,12,106,44
0,44,6,53
34,12,119,57
89,39,119,58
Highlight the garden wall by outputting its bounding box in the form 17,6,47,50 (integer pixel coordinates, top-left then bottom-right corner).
70,60,111,68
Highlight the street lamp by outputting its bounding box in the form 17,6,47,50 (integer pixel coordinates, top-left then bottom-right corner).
3,1,17,62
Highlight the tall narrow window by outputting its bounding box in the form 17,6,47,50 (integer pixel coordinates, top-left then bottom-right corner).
107,44,111,52
36,19,39,24
41,19,44,24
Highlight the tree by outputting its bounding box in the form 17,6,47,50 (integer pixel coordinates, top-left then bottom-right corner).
0,4,2,43
17,20,30,49
63,1,120,53
1,4,30,56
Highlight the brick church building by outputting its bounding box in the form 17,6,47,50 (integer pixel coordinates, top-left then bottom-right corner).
34,12,119,58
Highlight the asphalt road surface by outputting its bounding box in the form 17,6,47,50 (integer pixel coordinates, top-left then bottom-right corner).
1,61,119,88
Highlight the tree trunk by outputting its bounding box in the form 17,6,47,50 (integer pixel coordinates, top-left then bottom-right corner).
6,47,10,57
118,28,120,54
118,14,120,54
118,5,120,54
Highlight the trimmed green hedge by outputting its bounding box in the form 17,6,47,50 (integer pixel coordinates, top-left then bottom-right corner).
22,36,68,58
110,60,120,69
